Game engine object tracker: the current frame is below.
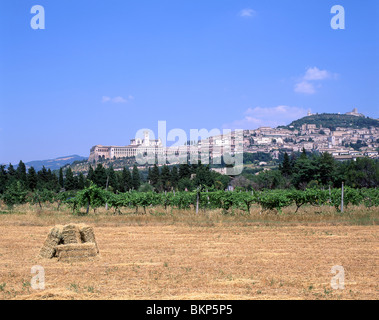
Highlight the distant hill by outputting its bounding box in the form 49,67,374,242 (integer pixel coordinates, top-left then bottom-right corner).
281,113,379,131
23,155,87,171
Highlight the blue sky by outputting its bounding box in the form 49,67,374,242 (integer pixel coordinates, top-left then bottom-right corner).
0,0,378,164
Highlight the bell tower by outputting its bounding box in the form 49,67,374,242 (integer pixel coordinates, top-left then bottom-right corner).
144,131,150,146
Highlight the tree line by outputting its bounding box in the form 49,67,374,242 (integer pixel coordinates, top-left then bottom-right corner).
0,161,230,196
233,149,379,190
0,151,377,199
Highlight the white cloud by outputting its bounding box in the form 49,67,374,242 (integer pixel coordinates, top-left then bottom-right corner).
102,95,133,104
239,9,256,17
224,106,308,130
294,81,316,94
304,67,331,81
112,96,128,103
294,67,336,95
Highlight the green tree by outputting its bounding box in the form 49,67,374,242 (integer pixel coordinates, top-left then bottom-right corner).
65,168,77,191
87,165,95,182
254,170,285,190
214,174,230,190
300,147,307,160
139,183,154,193
179,164,191,180
2,181,28,209
150,164,161,189
27,167,38,191
121,167,132,192
132,165,141,190
194,164,213,187
292,153,316,189
318,152,336,185
171,166,179,189
7,163,16,182
280,152,292,177
178,178,194,191
161,165,171,191
0,165,8,194
46,168,59,191
16,161,27,184
59,168,64,188
78,172,86,190
345,157,378,188
94,164,107,188
107,165,118,191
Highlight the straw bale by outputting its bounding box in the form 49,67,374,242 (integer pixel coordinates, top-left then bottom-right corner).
61,224,81,244
50,225,64,239
39,224,99,260
39,225,64,259
56,243,98,262
79,225,99,253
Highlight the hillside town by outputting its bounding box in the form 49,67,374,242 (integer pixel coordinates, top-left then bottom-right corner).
241,125,379,163
89,110,379,164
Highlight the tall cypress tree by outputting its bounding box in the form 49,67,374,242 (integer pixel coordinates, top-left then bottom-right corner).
87,165,95,182
78,172,86,190
27,167,37,191
121,167,132,192
0,165,8,194
280,152,292,177
65,168,76,190
319,152,336,185
161,165,171,191
7,164,16,182
107,165,117,191
16,161,27,184
38,166,49,185
46,168,59,191
292,151,314,189
150,164,160,188
58,168,64,188
132,165,141,190
171,166,179,189
301,147,307,160
94,164,107,188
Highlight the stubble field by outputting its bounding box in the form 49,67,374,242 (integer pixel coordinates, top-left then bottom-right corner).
0,205,378,300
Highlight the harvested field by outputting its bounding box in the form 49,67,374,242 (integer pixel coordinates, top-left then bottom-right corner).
0,210,378,300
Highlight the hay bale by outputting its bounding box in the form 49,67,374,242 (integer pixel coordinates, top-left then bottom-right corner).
79,225,99,253
61,224,81,244
39,225,64,259
56,243,98,262
39,224,99,260
50,225,64,239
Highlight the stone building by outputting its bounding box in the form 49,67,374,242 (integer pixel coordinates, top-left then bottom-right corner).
88,131,163,162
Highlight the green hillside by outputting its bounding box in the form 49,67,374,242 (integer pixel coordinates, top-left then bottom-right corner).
281,114,379,130
25,155,87,171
